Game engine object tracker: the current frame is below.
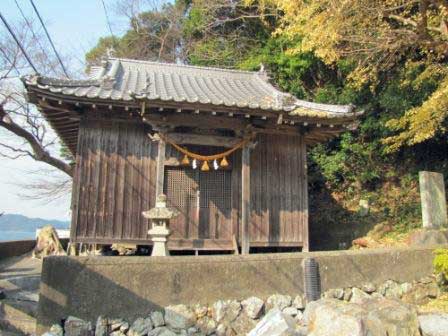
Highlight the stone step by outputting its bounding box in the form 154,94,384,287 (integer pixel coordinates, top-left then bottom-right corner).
0,255,41,336
0,330,29,336
0,300,37,335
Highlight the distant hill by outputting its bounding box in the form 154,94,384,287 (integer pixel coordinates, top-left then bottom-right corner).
0,213,70,232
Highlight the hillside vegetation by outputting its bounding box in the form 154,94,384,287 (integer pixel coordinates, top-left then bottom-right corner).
87,0,448,250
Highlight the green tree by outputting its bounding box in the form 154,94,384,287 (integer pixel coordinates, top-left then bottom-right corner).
249,0,448,150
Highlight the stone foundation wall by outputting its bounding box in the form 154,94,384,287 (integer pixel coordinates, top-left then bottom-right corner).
37,246,443,334
0,238,69,260
42,276,442,336
0,239,36,260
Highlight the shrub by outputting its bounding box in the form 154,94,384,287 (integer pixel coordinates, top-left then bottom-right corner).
434,249,448,277
434,249,448,290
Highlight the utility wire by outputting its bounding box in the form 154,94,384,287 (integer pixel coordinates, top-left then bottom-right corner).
0,11,38,73
101,0,115,38
28,0,69,78
14,0,52,71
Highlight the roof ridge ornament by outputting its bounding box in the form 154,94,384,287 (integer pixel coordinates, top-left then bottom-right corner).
25,75,101,88
98,59,121,90
100,76,115,90
257,63,270,82
255,63,296,110
106,47,115,58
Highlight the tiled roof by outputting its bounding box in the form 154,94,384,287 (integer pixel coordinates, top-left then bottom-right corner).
24,58,358,117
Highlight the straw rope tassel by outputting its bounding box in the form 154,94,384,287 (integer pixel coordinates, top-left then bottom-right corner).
181,154,190,165
201,161,210,171
220,156,229,167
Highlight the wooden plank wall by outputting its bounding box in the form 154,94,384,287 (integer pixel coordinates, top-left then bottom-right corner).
70,120,157,244
247,134,307,246
70,121,307,248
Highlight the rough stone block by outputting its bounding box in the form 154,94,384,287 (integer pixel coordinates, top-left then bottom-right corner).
248,308,297,336
150,311,165,328
305,298,420,336
419,171,447,229
242,297,264,319
95,316,108,336
212,300,241,325
128,317,153,336
419,313,448,336
266,295,292,311
409,229,448,246
165,304,196,330
64,316,92,336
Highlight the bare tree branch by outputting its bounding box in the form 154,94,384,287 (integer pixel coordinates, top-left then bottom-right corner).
17,175,72,203
0,105,73,177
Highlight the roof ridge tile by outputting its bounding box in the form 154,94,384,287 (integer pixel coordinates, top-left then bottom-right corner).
109,57,257,75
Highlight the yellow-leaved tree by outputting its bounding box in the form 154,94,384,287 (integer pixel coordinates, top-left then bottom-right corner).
248,0,448,150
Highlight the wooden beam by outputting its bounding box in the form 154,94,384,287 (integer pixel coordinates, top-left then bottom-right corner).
48,122,78,129
143,113,250,131
52,126,79,133
165,132,242,148
32,88,358,125
232,235,239,255
241,145,250,255
164,157,181,166
144,113,307,137
142,100,279,118
155,139,166,197
251,119,305,133
253,127,302,137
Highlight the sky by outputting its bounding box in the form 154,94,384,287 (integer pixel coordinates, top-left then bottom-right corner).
0,0,136,220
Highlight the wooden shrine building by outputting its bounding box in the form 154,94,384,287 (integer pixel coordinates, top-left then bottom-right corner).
24,58,361,253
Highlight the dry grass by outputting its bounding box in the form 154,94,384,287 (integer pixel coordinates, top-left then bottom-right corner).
418,293,448,314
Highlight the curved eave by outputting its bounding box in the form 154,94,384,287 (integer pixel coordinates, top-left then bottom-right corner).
23,74,362,119
25,82,297,113
26,83,362,123
290,107,364,121
24,74,363,154
37,106,79,155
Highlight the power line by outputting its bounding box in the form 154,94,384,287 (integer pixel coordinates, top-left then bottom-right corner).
0,11,38,73
28,0,69,78
14,0,52,70
101,0,115,38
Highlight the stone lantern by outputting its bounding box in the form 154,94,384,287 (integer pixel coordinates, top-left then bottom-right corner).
142,194,179,256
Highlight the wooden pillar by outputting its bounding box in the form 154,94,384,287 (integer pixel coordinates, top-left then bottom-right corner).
156,139,166,197
302,140,309,252
241,145,250,254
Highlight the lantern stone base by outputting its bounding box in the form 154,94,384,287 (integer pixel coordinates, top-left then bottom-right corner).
148,226,171,256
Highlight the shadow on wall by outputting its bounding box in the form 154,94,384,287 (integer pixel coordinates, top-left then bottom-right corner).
37,247,438,334
36,254,306,334
37,257,163,333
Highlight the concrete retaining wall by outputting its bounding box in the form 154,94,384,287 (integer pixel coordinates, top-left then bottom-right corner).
37,246,441,333
0,240,36,260
0,239,70,260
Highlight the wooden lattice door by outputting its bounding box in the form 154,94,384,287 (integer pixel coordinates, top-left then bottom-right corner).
164,167,232,242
